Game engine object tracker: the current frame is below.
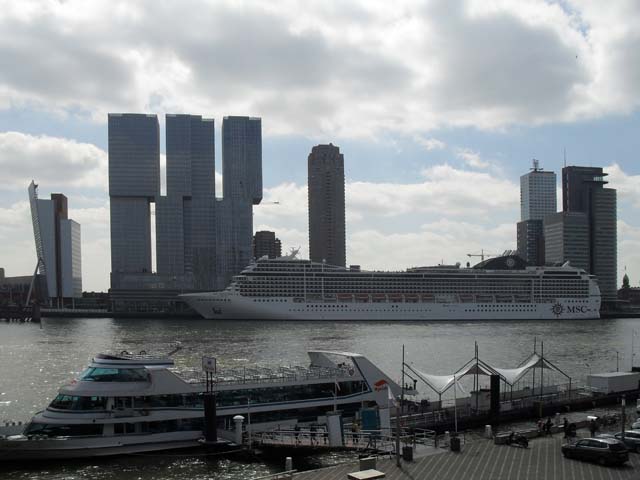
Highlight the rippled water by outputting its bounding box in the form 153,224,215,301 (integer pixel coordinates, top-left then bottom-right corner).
1,316,640,478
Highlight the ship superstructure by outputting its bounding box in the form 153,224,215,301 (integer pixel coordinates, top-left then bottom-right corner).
181,253,601,320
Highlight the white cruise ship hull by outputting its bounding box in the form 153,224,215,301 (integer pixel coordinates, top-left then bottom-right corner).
183,293,601,321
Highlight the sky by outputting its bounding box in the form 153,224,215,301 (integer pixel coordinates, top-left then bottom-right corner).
0,0,639,292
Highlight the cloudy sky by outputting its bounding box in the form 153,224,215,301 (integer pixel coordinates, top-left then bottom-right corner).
0,0,639,292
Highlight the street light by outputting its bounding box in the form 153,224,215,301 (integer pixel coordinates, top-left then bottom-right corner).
615,350,620,372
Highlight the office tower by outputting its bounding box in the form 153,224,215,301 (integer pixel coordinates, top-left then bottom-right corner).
517,160,556,265
308,144,346,267
562,166,617,302
253,231,282,259
28,181,82,301
156,114,216,290
219,116,262,285
108,114,160,285
544,212,590,272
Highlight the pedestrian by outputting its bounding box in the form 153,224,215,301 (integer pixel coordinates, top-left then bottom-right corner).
294,424,300,445
589,419,597,438
563,417,569,439
310,424,317,446
537,418,544,435
545,417,553,436
351,421,359,444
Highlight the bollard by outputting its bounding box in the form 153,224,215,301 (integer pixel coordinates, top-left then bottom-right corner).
485,425,493,438
233,415,245,445
285,456,293,472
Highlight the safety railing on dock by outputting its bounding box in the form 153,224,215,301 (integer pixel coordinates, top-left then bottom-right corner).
252,470,297,480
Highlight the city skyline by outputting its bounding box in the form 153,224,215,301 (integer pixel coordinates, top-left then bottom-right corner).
0,1,639,291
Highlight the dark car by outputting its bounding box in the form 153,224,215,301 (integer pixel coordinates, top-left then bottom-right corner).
598,430,640,453
562,437,629,465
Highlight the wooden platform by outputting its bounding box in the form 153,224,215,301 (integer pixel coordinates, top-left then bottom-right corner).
292,434,640,480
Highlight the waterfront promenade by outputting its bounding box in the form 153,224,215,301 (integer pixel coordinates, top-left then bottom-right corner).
293,434,640,480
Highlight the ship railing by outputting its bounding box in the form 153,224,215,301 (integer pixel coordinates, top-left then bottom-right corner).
176,366,358,386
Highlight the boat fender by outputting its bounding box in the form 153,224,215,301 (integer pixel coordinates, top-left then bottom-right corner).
349,368,355,376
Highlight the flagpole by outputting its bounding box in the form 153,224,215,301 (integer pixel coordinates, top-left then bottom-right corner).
334,377,338,412
454,373,458,434
396,344,404,467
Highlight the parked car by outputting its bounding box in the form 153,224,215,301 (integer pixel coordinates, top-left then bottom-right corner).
598,430,640,453
632,420,640,430
562,437,629,466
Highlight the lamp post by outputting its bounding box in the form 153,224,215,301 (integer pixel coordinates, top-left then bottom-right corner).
615,350,619,372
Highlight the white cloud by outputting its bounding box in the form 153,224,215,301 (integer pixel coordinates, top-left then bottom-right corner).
606,163,640,208
0,0,639,136
348,220,515,271
455,148,490,169
0,132,107,191
413,135,446,151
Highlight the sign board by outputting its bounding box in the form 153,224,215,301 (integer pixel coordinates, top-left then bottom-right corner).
202,356,217,373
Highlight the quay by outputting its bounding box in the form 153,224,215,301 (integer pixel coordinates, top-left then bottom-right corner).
286,433,640,480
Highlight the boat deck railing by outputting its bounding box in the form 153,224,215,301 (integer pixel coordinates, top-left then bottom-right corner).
173,365,360,386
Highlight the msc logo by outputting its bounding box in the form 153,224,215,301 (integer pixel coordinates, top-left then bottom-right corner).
566,305,588,314
551,303,564,316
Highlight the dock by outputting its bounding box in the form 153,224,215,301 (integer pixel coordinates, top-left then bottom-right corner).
291,434,640,480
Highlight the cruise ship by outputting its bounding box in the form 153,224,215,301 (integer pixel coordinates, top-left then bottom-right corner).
181,252,601,320
0,350,400,460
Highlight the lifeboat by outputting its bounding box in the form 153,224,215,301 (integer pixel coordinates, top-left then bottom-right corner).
355,294,370,302
337,293,353,302
372,294,386,303
405,294,419,303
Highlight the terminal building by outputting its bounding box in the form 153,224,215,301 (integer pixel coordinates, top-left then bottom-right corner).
28,181,82,306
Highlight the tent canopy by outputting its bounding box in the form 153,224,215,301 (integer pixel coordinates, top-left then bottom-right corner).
406,351,570,396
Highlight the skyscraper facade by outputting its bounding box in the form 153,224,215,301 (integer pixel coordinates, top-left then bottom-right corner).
308,144,346,267
28,181,82,301
544,212,590,272
108,114,160,284
219,116,262,286
108,113,262,300
561,166,617,302
517,160,556,265
156,114,217,290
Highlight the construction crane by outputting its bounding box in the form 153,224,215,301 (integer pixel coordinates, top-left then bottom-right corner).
466,249,500,262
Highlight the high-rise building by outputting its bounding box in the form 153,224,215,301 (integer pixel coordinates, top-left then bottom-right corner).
308,144,346,267
28,181,82,301
219,116,262,285
253,231,282,259
108,113,160,285
544,212,590,272
108,113,262,309
156,114,217,290
517,160,556,265
520,160,557,221
561,166,617,302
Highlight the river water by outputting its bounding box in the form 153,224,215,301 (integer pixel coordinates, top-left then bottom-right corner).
1,316,640,478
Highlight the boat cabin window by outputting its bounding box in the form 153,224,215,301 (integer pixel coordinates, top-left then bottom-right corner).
80,367,150,382
50,395,108,411
24,422,104,437
114,423,136,434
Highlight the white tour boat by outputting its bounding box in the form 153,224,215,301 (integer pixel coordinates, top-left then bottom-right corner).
0,350,401,460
